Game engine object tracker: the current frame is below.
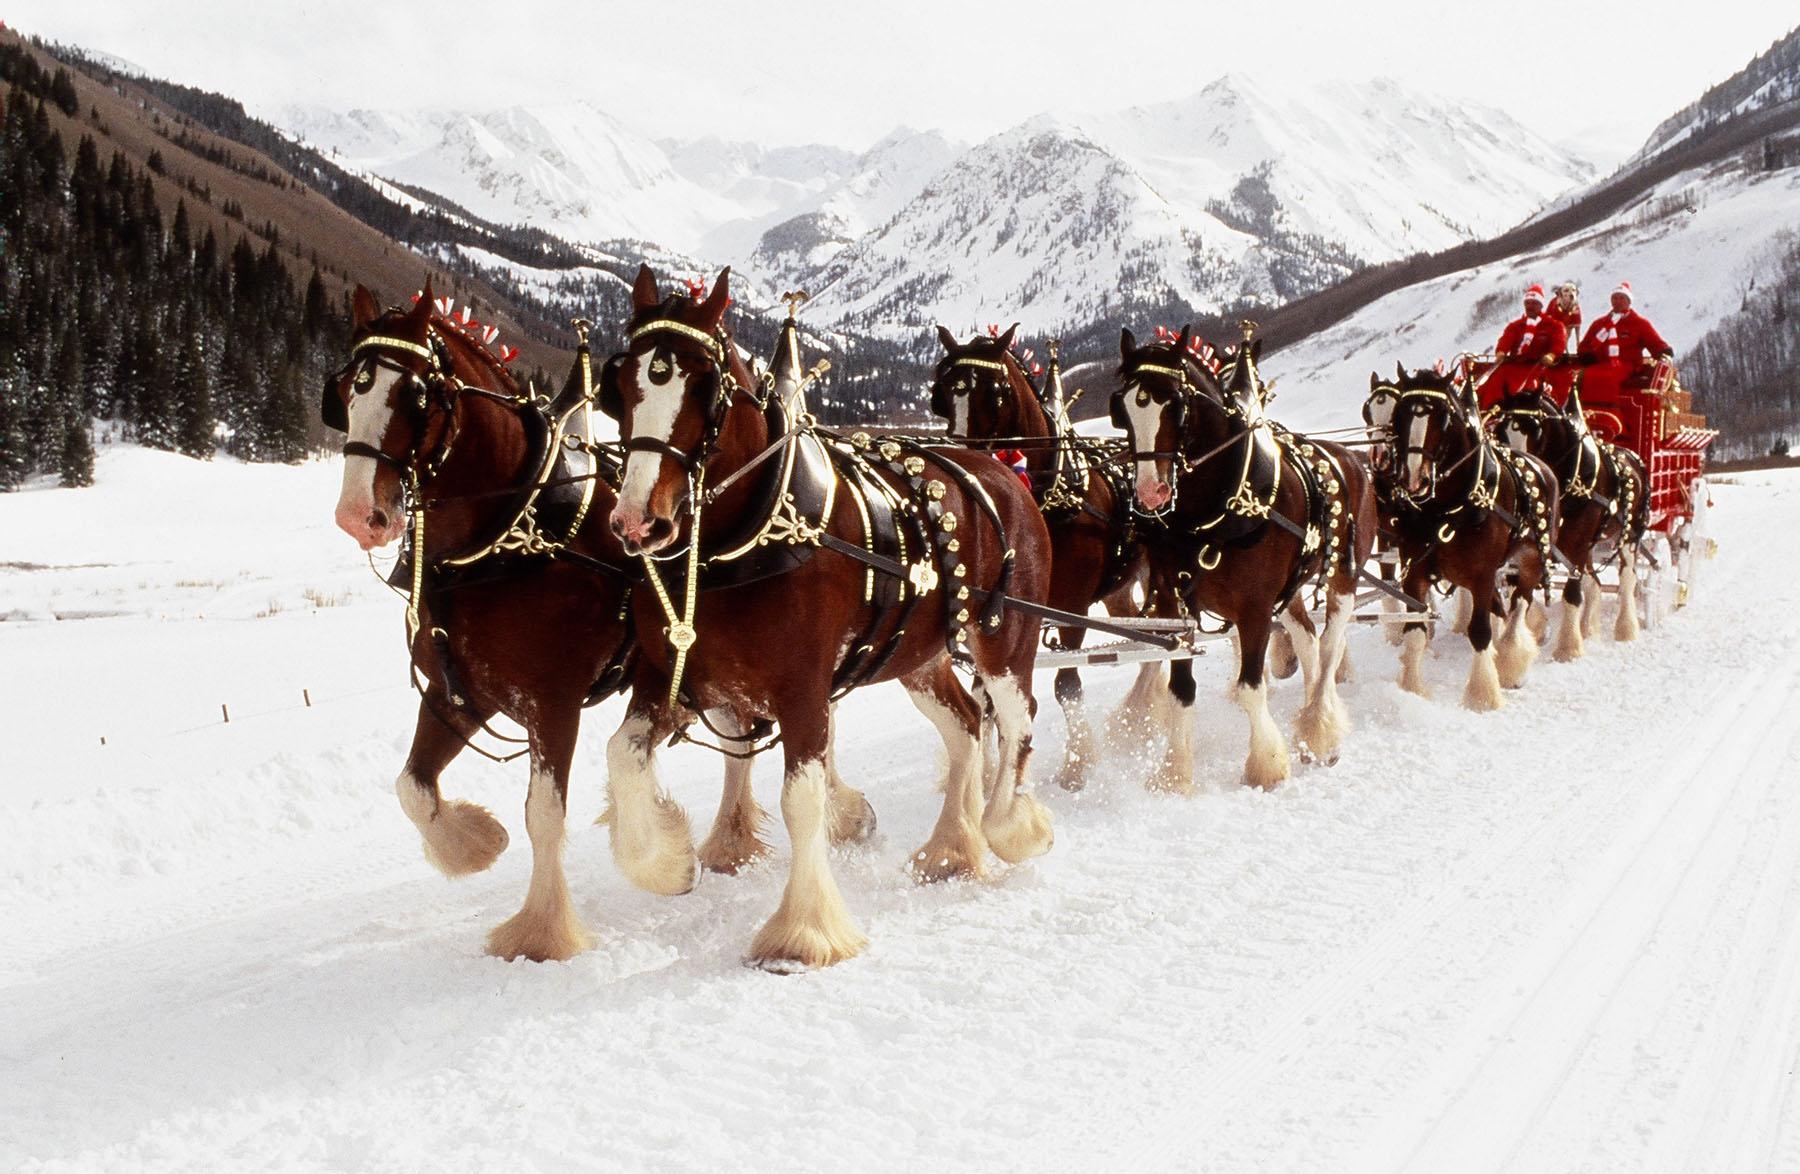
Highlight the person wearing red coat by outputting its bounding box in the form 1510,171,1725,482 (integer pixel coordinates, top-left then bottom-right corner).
1478,283,1569,408
1578,282,1673,405
1546,281,1581,352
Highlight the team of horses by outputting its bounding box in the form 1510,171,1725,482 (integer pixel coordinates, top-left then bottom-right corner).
323,267,1655,969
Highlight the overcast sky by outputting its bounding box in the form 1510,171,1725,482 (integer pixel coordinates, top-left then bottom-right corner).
8,1,1794,156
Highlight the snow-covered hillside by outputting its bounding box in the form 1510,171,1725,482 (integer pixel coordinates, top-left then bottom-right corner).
1264,156,1800,431
3,444,1795,1171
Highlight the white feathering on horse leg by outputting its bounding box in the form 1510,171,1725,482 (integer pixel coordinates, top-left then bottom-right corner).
981,675,1054,865
696,720,770,876
748,757,867,971
1553,594,1587,662
823,705,877,846
1526,597,1550,644
905,681,988,882
1582,571,1605,639
1239,680,1291,791
1106,662,1166,755
1294,591,1354,765
1463,644,1505,712
1615,557,1643,642
1399,626,1431,697
1496,600,1538,689
486,765,593,963
1146,678,1195,795
603,713,699,896
1278,604,1322,698
395,773,508,878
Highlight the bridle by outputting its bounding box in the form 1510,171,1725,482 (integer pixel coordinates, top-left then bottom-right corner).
931,353,1018,429
600,314,743,481
1374,382,1478,500
1111,349,1257,516
324,329,464,484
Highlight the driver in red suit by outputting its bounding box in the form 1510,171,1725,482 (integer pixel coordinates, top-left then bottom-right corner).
1577,281,1673,406
1479,283,1568,409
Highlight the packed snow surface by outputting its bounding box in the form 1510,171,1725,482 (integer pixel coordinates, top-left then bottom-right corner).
2,445,1796,1172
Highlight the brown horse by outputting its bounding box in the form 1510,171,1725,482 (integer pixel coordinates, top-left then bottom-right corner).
928,326,1142,790
1489,386,1650,657
323,286,862,963
1111,326,1378,791
600,265,1055,969
1368,365,1561,708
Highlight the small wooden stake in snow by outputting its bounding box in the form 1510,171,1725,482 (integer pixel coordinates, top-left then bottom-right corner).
100,735,107,746
221,703,230,724
303,688,312,708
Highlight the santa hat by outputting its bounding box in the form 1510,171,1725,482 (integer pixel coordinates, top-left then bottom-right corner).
1523,283,1546,304
1612,281,1633,302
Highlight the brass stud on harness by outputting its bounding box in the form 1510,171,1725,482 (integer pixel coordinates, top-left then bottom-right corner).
851,431,872,450
941,512,958,532
926,480,947,500
880,440,902,462
904,456,926,476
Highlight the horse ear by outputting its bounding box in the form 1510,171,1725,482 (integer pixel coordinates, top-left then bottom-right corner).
409,281,434,324
1120,327,1137,363
995,323,1018,353
936,324,960,354
697,267,731,327
632,263,660,312
1174,324,1192,355
1395,360,1408,384
1370,371,1380,390
351,284,379,328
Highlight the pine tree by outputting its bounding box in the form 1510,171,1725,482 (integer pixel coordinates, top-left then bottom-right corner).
174,317,215,459
53,329,92,485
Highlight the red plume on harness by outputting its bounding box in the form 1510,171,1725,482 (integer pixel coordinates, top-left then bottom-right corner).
995,448,1030,488
987,323,1000,338
686,277,707,300
498,345,518,364
1433,358,1447,376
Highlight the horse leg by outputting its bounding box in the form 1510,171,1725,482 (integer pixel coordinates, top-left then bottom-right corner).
823,703,878,846
1278,596,1321,699
747,692,868,970
1553,575,1586,662
1450,586,1474,635
1294,586,1355,765
1496,572,1540,690
1462,577,1504,711
695,710,771,876
395,696,509,878
1051,621,1097,792
1269,628,1299,680
602,694,699,897
1380,556,1405,646
905,662,989,882
1526,595,1550,643
1615,550,1642,643
1147,657,1196,795
1398,569,1433,698
1236,610,1291,790
981,671,1055,864
1581,570,1605,639
1108,661,1167,753
486,707,594,962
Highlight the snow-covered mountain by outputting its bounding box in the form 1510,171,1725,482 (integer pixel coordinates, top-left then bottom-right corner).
1634,24,1800,161
274,77,1592,337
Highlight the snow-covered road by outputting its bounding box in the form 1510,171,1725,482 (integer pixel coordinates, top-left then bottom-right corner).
2,453,1796,1172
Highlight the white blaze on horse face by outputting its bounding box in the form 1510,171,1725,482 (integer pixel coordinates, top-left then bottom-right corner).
617,351,690,516
951,384,970,437
1404,411,1428,492
334,364,404,549
1504,421,1530,453
1122,383,1172,506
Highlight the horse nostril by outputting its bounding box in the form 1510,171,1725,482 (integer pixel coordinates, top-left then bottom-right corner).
369,507,388,531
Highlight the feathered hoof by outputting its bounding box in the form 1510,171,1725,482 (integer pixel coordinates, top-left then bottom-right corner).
826,785,878,846
611,797,700,896
1051,755,1088,793
1242,752,1291,792
1526,600,1550,643
697,825,771,876
1146,748,1194,795
421,799,509,878
1463,652,1506,711
746,907,867,972
983,793,1054,864
486,902,593,963
908,826,989,884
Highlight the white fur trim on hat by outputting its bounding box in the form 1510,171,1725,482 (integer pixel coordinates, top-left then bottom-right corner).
1612,281,1633,301
1524,283,1546,303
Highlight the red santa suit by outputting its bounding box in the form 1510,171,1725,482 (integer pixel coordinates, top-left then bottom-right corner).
1479,308,1569,408
1578,302,1672,406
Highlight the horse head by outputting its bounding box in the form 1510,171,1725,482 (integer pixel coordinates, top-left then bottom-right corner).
1387,363,1480,498
1490,386,1564,457
1111,324,1233,514
601,264,741,557
325,283,463,550
928,323,1036,439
